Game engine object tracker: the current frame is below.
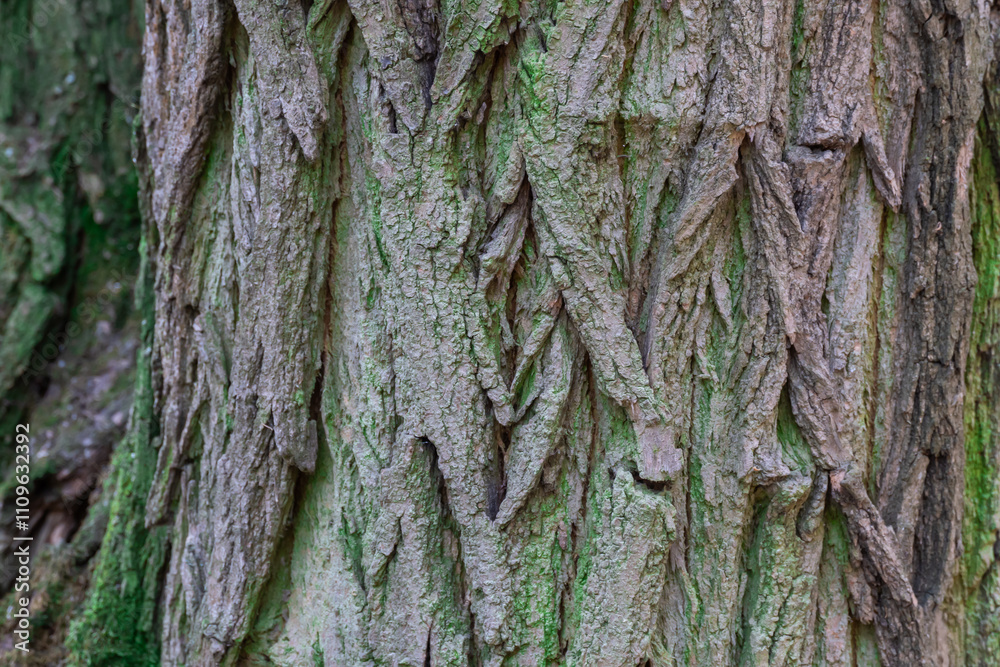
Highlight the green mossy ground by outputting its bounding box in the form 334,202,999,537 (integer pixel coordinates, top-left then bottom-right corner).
0,0,145,663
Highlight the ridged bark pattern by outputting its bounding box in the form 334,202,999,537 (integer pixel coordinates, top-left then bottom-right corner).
58,0,1000,665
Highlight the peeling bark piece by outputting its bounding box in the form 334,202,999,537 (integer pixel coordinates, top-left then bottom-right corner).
634,420,683,483
744,137,801,341
471,181,532,425
227,35,334,475
861,127,902,210
348,0,517,132
870,3,988,663
825,150,884,479
782,143,852,471
430,0,518,124
188,422,297,666
143,0,227,238
643,128,743,365
794,0,873,150
342,0,433,131
147,11,343,662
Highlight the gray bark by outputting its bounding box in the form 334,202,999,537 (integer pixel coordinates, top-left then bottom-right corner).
2,0,1000,666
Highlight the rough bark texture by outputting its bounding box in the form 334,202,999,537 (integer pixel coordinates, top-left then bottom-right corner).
3,0,1000,666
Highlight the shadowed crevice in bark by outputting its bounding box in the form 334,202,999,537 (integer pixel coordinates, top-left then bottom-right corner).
629,467,670,493
485,424,508,521
396,0,440,109
912,451,955,604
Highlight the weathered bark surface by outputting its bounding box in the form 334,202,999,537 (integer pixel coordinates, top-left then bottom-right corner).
3,0,1000,665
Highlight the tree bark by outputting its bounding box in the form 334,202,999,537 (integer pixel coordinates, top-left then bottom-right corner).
3,0,1000,665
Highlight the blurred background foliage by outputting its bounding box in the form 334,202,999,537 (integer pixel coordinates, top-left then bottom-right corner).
0,0,144,661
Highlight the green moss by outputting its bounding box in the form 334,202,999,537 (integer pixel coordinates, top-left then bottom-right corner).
0,0,143,435
963,118,1000,664
311,637,325,667
502,454,580,665
869,0,891,132
364,171,390,270
0,283,59,390
726,193,749,328
787,0,809,139
870,207,903,495
776,385,811,472
67,235,168,667
964,122,1000,574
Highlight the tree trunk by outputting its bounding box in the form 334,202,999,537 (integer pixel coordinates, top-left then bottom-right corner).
3,0,1000,665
